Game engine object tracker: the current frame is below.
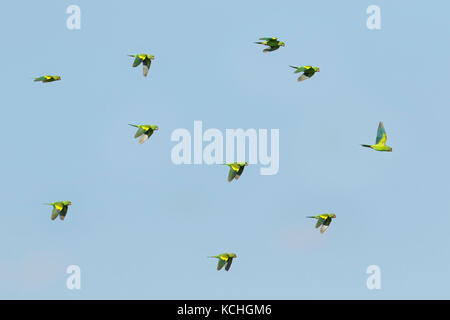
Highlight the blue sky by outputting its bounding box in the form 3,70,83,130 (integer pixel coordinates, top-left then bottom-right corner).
0,0,449,299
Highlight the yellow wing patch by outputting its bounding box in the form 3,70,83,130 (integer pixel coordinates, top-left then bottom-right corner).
54,204,63,211
141,125,150,130
231,164,240,171
44,76,52,80
319,214,329,219
219,256,229,261
138,55,147,60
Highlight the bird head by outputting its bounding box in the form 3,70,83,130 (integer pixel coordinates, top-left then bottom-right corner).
331,214,336,218
151,125,159,131
65,201,72,206
280,42,285,47
388,147,392,152
55,76,62,80
315,67,320,72
231,253,237,258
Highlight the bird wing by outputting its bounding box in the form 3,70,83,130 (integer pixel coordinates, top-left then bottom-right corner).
320,217,332,233
293,66,307,73
143,59,152,77
315,217,325,229
59,206,68,220
234,166,245,180
227,166,237,182
375,122,387,145
51,207,60,220
225,258,233,271
259,37,277,41
132,56,143,67
217,259,226,270
134,127,146,138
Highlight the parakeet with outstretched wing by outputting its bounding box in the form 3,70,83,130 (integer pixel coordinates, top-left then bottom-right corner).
44,201,72,221
34,75,61,83
128,54,155,76
129,124,158,144
254,37,285,52
223,162,248,182
208,253,237,271
289,66,320,82
307,213,336,233
361,121,392,152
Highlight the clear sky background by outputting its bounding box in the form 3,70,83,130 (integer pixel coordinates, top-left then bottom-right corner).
0,0,449,299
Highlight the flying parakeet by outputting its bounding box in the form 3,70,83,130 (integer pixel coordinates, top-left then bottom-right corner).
223,162,248,182
307,213,336,234
208,253,237,271
129,124,158,144
44,201,72,221
128,54,155,76
34,75,61,83
289,66,320,82
361,121,392,152
254,37,285,52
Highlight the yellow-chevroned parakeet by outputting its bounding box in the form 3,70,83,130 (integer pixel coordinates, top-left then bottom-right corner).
34,75,61,83
223,161,248,182
289,66,320,82
307,213,336,234
254,37,285,52
361,121,392,152
44,201,72,221
208,253,237,271
128,54,155,76
129,124,158,144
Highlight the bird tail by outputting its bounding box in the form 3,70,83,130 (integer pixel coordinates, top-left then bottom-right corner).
254,41,263,44
306,216,316,218
289,65,297,69
128,124,138,128
208,256,217,258
361,144,372,148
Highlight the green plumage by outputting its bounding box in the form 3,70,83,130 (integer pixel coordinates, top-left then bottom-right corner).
129,124,159,144
307,213,336,233
45,201,72,221
34,75,61,83
361,121,393,152
254,37,285,52
209,253,237,271
223,162,248,182
128,54,155,76
289,66,320,82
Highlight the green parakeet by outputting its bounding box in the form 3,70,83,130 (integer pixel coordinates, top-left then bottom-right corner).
289,66,320,82
307,213,336,234
128,54,155,76
254,37,285,52
129,124,158,144
44,201,72,221
223,162,248,182
34,75,61,83
209,253,237,271
361,121,392,152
